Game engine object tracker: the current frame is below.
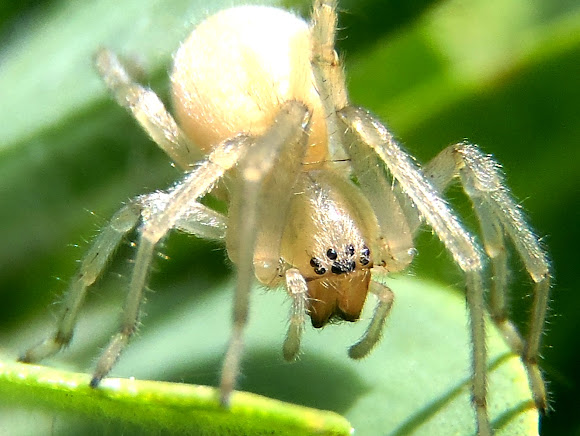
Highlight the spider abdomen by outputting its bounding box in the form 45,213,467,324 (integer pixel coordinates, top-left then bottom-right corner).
171,6,328,165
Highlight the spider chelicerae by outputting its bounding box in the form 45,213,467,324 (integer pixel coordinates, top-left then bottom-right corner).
20,1,551,434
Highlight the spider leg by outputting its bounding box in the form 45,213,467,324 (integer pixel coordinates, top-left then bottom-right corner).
231,105,312,286
343,125,417,271
90,134,252,388
311,0,417,272
95,48,200,170
19,183,228,366
19,203,141,363
349,280,394,359
338,106,491,436
143,192,228,241
282,268,309,361
220,100,311,405
424,142,551,411
310,0,348,160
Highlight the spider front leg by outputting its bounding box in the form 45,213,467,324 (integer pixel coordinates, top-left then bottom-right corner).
338,106,492,436
90,134,252,387
424,142,551,411
220,100,311,405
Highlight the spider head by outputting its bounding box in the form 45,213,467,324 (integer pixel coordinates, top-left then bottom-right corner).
306,244,373,328
279,170,377,328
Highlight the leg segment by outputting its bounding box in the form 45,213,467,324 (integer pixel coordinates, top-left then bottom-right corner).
424,142,551,411
310,0,349,161
21,188,229,366
343,122,416,271
95,49,200,170
233,102,313,285
348,280,394,360
338,106,491,436
90,134,253,387
19,203,141,363
220,101,311,405
140,191,227,241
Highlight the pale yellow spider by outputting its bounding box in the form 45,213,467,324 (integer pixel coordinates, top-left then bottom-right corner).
20,1,550,434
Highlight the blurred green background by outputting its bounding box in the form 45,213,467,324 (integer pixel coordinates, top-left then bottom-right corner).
0,0,578,434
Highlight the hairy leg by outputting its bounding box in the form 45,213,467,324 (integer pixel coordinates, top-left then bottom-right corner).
90,134,253,387
424,142,551,411
95,49,200,169
348,280,394,359
282,268,309,361
338,106,491,436
19,203,142,363
220,100,311,405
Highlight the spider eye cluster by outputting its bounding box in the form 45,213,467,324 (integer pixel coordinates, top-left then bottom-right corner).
310,245,371,276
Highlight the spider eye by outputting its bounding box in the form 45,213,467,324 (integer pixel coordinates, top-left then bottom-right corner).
346,244,355,256
310,257,321,268
326,248,338,260
360,245,371,265
331,264,342,274
311,257,326,275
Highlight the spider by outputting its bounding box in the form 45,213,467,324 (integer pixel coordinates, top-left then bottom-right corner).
19,1,550,434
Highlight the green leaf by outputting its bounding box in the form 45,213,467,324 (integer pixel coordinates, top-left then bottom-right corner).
0,358,351,435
